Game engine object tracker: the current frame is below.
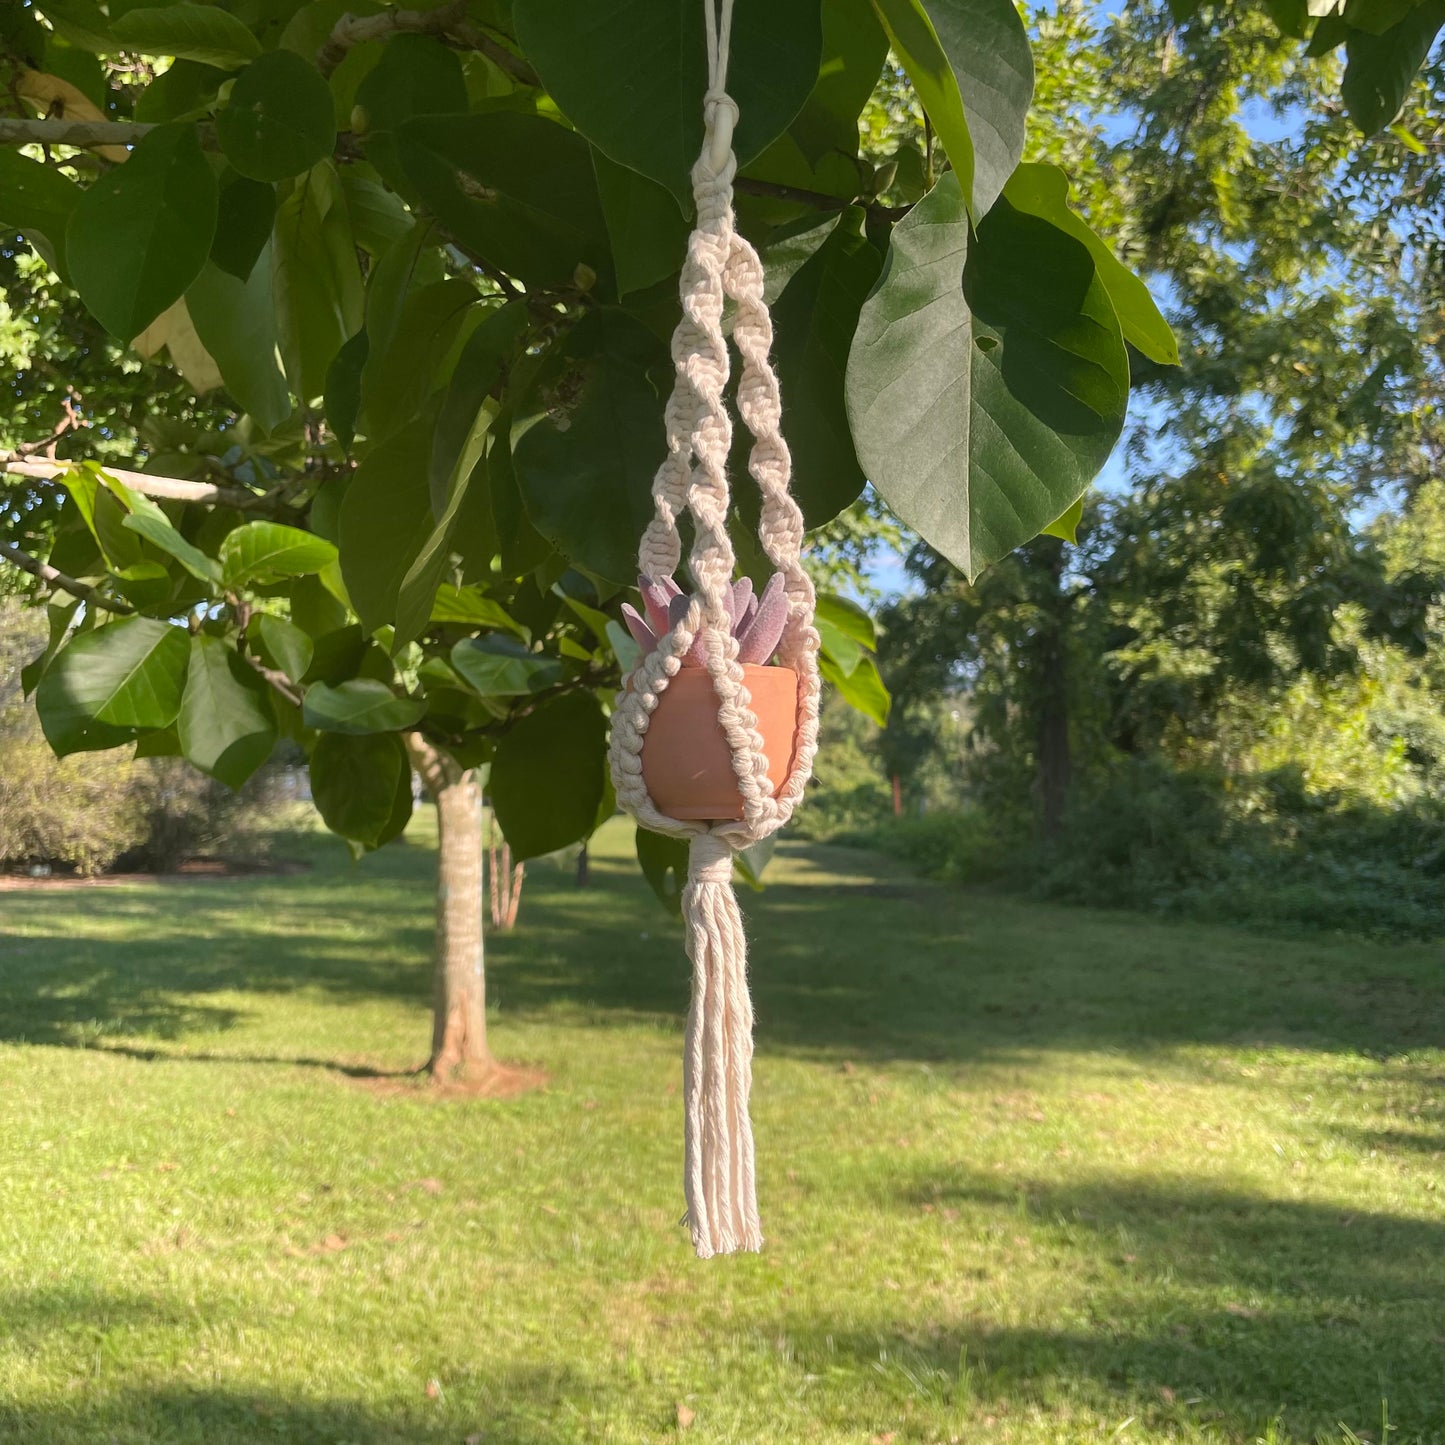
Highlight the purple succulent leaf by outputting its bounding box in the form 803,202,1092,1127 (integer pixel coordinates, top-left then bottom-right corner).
665,594,708,663
638,576,678,636
620,603,656,653
739,595,759,634
730,577,753,622
735,572,787,664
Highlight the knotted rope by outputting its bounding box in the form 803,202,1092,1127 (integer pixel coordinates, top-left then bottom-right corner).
607,0,822,1258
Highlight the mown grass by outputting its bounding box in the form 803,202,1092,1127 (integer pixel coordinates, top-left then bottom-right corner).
1,813,1443,1444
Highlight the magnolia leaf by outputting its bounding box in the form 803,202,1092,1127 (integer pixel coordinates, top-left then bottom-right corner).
178,633,277,788
111,4,260,68
845,174,1128,581
217,49,337,181
303,679,426,735
489,691,607,861
1002,165,1178,367
310,731,413,849
67,122,218,339
450,636,566,697
220,521,338,588
36,617,190,755
636,826,687,917
515,0,821,206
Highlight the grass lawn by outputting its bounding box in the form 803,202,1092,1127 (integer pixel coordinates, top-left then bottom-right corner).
1,814,1443,1444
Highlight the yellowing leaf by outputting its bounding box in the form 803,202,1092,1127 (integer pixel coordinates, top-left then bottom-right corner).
17,69,131,162
131,299,224,393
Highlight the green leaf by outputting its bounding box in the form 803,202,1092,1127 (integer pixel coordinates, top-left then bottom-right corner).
0,150,81,280
34,0,114,52
220,521,339,588
111,3,261,68
254,614,313,685
868,0,973,215
178,633,277,788
186,253,294,434
430,585,525,635
36,617,190,755
450,636,565,697
591,148,689,299
489,691,607,861
217,49,337,182
67,121,218,340
789,0,890,167
303,678,426,734
488,424,555,575
210,170,276,282
431,300,528,509
338,413,438,633
121,507,223,586
273,162,364,401
324,329,369,452
135,57,229,123
636,825,687,917
820,648,890,725
354,33,468,196
1342,0,1445,134
1040,496,1084,543
362,277,479,442
845,174,1129,581
515,0,822,206
1002,165,1178,367
310,731,413,849
815,591,877,650
511,309,666,585
763,208,881,527
733,834,778,890
395,111,611,291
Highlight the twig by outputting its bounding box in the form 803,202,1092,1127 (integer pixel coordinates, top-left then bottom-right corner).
242,652,304,709
317,2,539,86
0,539,135,614
734,175,911,224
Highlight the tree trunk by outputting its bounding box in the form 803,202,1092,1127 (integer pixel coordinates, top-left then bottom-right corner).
405,734,492,1082
1033,538,1072,842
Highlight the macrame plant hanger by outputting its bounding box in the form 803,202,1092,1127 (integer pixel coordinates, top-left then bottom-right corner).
608,0,822,1259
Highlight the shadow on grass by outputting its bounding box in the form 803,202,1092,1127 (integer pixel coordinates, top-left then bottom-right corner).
0,1389,568,1445
3,827,1444,1072
772,1170,1445,1438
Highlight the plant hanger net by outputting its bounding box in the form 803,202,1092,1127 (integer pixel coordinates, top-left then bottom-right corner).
608,0,823,1260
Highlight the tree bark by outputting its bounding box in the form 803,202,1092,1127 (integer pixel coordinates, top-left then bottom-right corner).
405,734,492,1081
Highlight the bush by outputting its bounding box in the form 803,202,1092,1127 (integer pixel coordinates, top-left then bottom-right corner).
847,756,1445,942
0,603,291,875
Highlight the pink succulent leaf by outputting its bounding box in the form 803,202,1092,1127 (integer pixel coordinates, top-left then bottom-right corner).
739,595,759,633
730,576,752,623
736,572,787,664
620,603,656,653
638,576,677,636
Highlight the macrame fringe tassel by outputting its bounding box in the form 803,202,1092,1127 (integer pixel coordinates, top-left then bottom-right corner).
681,832,761,1258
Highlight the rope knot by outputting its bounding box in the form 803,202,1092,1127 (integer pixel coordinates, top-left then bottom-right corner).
701,89,739,177
688,831,734,884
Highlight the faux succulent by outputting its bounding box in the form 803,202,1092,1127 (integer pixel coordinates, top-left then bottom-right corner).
621,573,788,666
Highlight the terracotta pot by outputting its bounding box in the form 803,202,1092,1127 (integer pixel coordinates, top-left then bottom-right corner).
641,664,799,821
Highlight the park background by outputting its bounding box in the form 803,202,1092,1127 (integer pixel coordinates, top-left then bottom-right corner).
3,0,1445,1441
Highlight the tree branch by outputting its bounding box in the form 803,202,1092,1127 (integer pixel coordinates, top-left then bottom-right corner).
0,118,156,151
242,652,304,709
0,539,135,615
317,2,539,86
1,453,280,511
